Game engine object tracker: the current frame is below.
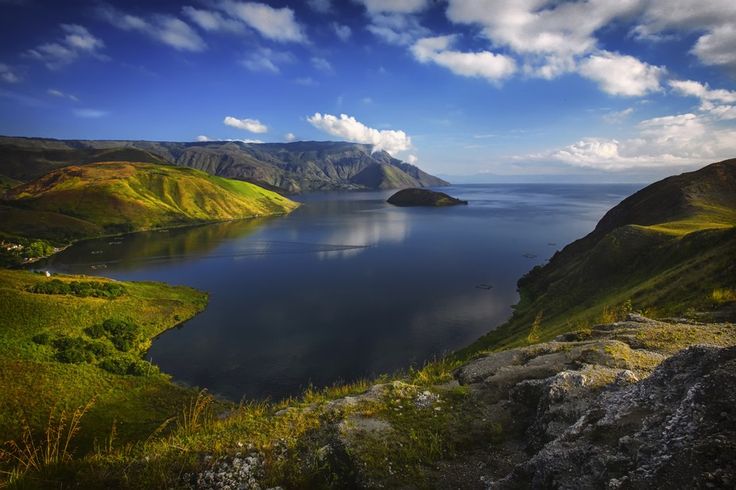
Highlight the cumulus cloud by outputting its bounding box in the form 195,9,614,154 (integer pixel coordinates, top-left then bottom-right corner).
634,0,736,71
307,112,412,155
196,135,210,142
182,6,243,33
670,79,736,120
446,0,639,58
48,88,78,101
535,112,736,170
222,2,306,43
240,47,292,73
224,116,268,133
284,132,297,142
0,63,21,83
411,35,516,83
98,5,205,52
25,24,105,69
579,51,664,96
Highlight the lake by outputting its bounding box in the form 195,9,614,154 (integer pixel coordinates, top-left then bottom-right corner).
42,184,641,401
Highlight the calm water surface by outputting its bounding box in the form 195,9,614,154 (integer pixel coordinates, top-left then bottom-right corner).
43,184,641,401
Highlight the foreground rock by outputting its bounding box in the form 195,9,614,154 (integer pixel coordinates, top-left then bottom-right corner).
188,315,736,489
387,188,468,207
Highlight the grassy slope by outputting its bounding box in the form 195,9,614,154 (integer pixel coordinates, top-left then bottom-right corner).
2,162,297,241
461,159,736,355
0,269,208,450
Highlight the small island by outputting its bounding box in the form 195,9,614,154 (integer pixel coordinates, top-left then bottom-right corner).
387,188,468,207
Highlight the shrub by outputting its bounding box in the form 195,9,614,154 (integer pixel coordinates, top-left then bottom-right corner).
31,332,52,345
98,357,131,375
29,280,126,298
52,337,94,364
100,319,141,352
98,356,151,376
83,323,106,339
86,340,113,358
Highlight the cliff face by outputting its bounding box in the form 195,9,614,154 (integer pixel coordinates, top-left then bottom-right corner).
0,137,448,193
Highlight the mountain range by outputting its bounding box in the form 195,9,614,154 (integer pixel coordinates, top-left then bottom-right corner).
0,136,447,193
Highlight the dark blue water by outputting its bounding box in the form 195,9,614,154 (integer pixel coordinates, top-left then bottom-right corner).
43,184,641,401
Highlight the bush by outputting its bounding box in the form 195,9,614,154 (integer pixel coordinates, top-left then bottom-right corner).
29,280,126,298
86,340,113,358
32,332,52,345
53,337,94,364
83,323,106,339
100,319,141,352
98,357,131,375
99,356,151,376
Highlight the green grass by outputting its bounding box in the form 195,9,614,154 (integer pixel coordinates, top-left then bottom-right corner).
0,162,299,256
459,219,736,356
0,269,208,455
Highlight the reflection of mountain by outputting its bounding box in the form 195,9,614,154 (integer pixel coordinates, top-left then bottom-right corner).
45,218,274,271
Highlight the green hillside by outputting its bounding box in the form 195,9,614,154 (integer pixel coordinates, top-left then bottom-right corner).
462,158,736,354
0,269,208,454
0,162,298,257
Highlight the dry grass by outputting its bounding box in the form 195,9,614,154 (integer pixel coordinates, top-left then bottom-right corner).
0,399,94,485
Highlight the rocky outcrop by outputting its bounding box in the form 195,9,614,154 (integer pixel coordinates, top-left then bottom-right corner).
187,315,736,489
387,188,468,207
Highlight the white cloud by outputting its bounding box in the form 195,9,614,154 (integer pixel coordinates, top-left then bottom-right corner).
224,116,268,133
634,0,736,71
539,112,736,170
307,112,412,155
48,88,78,101
0,63,20,83
98,5,205,52
406,154,418,164
182,6,243,33
579,51,664,96
223,2,306,43
446,0,640,58
669,79,736,104
602,107,634,124
332,23,352,41
356,0,429,15
307,0,332,13
366,12,428,46
311,57,333,73
196,135,210,142
240,47,292,73
25,24,105,69
74,108,108,118
411,35,516,83
670,79,736,120
284,132,297,142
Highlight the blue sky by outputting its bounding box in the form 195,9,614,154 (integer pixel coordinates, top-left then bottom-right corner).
1,0,735,182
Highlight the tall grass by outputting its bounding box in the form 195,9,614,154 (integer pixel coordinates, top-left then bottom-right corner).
177,390,214,437
0,400,94,485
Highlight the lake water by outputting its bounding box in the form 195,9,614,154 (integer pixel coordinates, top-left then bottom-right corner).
42,184,641,401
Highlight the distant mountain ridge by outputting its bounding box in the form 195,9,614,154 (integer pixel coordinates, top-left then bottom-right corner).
0,136,447,193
